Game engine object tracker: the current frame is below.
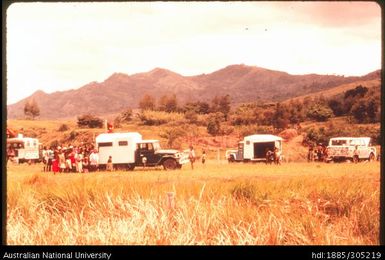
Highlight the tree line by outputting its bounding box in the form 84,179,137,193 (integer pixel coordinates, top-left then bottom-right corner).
25,85,380,134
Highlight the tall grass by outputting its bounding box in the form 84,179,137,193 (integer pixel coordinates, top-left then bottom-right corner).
6,161,380,245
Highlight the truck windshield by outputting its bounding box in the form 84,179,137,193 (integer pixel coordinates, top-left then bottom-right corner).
8,142,24,149
153,142,161,151
350,139,364,146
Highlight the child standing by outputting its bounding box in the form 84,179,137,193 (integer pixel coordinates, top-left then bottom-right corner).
106,156,113,171
201,150,206,165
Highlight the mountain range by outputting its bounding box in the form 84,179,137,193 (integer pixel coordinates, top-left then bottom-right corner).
7,64,381,119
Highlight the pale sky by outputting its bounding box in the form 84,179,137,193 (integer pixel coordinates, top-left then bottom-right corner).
6,1,381,105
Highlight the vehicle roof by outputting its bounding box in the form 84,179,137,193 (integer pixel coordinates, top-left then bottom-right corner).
329,137,371,141
244,134,282,142
138,140,160,143
96,132,142,142
7,137,39,142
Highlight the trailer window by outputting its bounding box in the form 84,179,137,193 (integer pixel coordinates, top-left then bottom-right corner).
98,142,113,147
118,141,128,146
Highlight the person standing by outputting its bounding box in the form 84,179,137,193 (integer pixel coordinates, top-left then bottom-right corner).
47,147,53,172
353,146,359,163
106,156,113,171
89,149,99,172
58,151,66,173
188,146,196,170
42,146,48,172
201,150,206,165
307,146,314,162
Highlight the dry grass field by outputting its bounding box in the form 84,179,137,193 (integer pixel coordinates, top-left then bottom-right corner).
6,160,380,245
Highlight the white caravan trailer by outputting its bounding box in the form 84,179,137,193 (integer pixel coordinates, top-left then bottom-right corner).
226,134,283,162
96,132,142,166
7,134,41,163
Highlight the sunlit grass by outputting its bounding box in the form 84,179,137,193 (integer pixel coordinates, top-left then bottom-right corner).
6,161,380,245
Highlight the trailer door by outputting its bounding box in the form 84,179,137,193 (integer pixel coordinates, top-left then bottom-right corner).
253,142,275,159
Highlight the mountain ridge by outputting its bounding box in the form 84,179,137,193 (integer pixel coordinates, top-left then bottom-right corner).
7,65,381,119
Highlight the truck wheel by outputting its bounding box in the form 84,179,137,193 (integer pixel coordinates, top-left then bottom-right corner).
369,153,375,162
228,155,235,163
163,159,177,170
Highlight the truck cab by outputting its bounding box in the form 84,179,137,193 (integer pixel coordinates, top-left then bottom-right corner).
7,135,41,163
134,140,188,169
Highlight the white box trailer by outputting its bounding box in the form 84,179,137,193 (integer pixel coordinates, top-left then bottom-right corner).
96,132,142,164
226,134,283,162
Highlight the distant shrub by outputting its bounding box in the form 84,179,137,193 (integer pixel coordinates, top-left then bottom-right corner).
238,124,276,137
77,114,103,128
184,110,198,124
138,110,184,126
306,104,334,122
159,126,186,148
69,131,78,140
119,108,133,122
58,124,70,132
50,140,60,148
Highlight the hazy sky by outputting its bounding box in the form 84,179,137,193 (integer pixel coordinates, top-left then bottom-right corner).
6,1,381,105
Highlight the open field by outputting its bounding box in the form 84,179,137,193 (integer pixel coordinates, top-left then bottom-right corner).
6,160,380,245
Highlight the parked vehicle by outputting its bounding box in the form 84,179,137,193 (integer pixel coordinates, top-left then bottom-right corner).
7,134,42,163
95,132,189,170
226,134,283,163
326,137,376,162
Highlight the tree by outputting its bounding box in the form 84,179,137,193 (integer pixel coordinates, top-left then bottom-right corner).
24,99,40,119
184,110,198,124
350,100,367,123
231,103,257,125
114,108,133,128
306,104,334,122
272,103,290,129
183,101,210,114
207,112,224,137
119,108,133,122
158,94,178,112
210,95,231,120
366,98,380,123
139,94,156,111
328,98,345,116
159,127,186,148
197,101,210,114
218,94,231,121
344,85,368,99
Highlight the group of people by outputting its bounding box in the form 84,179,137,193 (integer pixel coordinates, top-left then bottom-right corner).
307,144,328,162
187,146,206,170
42,144,100,174
265,147,281,165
